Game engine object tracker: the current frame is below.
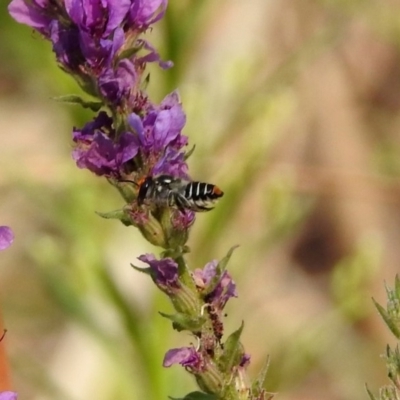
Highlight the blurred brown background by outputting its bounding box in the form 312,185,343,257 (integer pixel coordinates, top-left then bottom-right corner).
1,1,399,399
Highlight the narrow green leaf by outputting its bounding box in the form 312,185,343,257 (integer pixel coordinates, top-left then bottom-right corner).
373,298,400,339
95,209,133,226
159,311,206,332
252,355,271,395
365,385,378,400
52,94,103,111
130,264,152,276
217,245,239,273
141,73,151,91
117,46,140,62
184,145,196,160
218,321,244,372
394,275,400,298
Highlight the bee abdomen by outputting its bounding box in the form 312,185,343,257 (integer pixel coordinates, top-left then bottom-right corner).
185,182,223,200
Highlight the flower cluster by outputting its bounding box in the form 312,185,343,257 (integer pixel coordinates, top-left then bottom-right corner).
8,1,269,399
9,0,188,184
9,0,192,245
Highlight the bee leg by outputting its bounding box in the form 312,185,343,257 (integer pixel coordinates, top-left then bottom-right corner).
175,193,191,213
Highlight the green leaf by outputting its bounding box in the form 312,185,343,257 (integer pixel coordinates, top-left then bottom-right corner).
130,264,152,276
218,321,244,372
217,245,239,273
141,73,150,91
159,311,206,332
184,145,196,160
169,392,217,400
252,355,271,396
95,209,132,226
365,385,378,400
373,298,400,339
394,274,400,298
52,94,103,111
117,45,142,63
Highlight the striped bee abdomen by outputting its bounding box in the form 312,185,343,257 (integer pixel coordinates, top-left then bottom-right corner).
183,181,224,211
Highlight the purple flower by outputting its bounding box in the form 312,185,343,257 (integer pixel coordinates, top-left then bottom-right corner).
72,112,138,176
127,0,168,31
65,0,131,38
0,227,14,251
79,28,125,71
194,261,237,310
0,392,17,400
50,21,86,73
8,0,56,36
193,260,218,288
171,209,195,230
163,347,203,371
99,59,138,105
127,91,188,177
152,147,188,178
209,270,237,310
239,353,251,368
138,254,180,291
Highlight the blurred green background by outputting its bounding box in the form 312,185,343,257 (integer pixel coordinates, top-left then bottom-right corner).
1,0,399,399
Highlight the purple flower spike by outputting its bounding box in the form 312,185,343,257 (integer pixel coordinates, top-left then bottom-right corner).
163,347,203,371
138,254,180,291
0,392,17,400
0,227,14,251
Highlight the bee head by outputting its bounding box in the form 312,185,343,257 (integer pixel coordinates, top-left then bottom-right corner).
137,176,153,206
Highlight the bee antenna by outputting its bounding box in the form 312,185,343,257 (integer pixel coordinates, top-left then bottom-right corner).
119,179,139,187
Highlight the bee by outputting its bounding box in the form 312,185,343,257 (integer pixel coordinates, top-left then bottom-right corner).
134,175,224,212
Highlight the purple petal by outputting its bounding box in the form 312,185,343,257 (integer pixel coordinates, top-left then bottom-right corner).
0,392,18,400
138,254,179,289
202,261,218,284
106,0,131,34
99,59,138,105
129,0,168,29
8,0,52,34
163,347,201,368
137,40,173,69
65,0,130,37
152,148,188,179
0,227,14,251
160,90,180,108
211,271,237,310
240,353,251,367
50,21,84,72
127,113,145,142
153,109,180,149
118,133,139,163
